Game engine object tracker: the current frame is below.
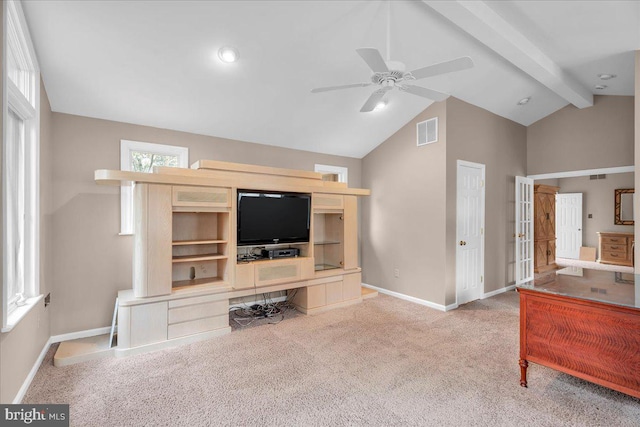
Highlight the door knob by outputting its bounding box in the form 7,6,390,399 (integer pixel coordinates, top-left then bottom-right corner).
459,241,467,246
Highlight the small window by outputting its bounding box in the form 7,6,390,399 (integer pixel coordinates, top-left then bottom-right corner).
120,140,188,234
314,164,348,184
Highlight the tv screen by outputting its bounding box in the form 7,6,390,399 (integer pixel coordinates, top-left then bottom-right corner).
237,190,311,246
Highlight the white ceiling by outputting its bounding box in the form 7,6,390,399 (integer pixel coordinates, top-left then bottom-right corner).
22,1,640,159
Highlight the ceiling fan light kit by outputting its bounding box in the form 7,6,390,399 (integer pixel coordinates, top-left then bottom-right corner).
218,46,239,63
312,47,474,113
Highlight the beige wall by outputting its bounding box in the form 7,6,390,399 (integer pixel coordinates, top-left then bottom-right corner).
555,173,634,253
0,79,53,403
361,98,526,307
361,102,448,305
445,98,527,305
50,113,362,334
527,95,634,175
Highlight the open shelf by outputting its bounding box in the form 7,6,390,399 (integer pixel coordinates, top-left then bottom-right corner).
172,277,226,289
172,253,227,263
173,239,227,246
172,210,230,289
315,263,341,271
313,211,344,272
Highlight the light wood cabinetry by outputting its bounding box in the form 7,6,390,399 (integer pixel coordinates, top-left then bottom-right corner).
172,209,230,289
597,232,634,267
291,272,362,314
534,185,559,273
96,160,370,356
133,184,172,298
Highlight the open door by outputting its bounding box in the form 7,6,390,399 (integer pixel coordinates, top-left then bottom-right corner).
515,176,534,285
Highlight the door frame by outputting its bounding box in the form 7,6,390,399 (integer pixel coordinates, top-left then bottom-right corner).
455,160,486,306
555,192,583,259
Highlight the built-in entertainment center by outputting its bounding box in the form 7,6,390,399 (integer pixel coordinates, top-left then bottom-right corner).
95,160,370,356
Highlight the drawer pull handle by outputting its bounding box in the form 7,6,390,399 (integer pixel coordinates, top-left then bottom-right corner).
611,253,619,257
610,246,619,250
610,239,619,242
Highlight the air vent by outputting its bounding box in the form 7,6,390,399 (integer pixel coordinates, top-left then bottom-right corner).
589,174,607,180
417,117,438,146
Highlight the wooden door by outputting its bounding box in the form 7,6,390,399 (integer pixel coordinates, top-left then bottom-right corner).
456,161,485,305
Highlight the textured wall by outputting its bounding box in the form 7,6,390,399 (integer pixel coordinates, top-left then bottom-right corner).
527,95,634,175
445,98,527,305
50,113,363,334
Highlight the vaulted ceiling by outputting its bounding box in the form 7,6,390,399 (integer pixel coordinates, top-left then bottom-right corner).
22,1,640,158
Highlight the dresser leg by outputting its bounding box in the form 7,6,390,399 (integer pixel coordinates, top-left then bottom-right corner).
519,359,528,387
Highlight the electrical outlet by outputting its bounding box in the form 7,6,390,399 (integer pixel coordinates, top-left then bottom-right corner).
394,268,400,278
588,214,593,219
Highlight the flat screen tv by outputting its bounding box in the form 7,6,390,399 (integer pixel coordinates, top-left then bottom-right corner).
237,190,311,246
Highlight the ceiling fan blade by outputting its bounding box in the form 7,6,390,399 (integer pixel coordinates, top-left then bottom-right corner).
311,83,371,93
360,87,391,112
356,48,389,73
402,85,450,102
408,57,474,81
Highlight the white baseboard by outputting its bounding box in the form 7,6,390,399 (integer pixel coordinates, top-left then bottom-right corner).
482,285,515,299
362,283,515,311
361,283,455,312
50,326,112,344
13,336,52,404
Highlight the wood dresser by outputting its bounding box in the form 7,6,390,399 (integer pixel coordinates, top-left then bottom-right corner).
517,268,640,399
597,231,634,267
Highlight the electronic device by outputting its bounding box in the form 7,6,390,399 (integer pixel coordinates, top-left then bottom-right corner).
237,190,311,246
261,248,300,259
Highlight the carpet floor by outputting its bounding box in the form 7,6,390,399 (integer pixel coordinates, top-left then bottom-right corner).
24,292,640,426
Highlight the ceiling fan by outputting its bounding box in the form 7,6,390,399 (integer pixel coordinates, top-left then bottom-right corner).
311,48,474,112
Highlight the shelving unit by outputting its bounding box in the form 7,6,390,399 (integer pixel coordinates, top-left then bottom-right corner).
96,161,370,357
313,212,344,272
172,211,229,290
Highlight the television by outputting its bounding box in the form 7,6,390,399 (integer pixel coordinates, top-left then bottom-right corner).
237,190,311,246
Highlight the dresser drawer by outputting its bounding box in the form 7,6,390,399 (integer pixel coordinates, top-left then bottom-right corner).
602,243,627,254
601,236,628,244
601,250,628,262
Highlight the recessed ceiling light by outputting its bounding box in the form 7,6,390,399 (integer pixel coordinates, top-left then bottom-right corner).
594,84,607,90
598,74,616,80
517,97,531,106
218,46,239,63
374,101,387,111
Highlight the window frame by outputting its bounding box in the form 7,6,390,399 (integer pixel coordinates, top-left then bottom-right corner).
120,139,189,235
314,164,348,184
2,0,41,331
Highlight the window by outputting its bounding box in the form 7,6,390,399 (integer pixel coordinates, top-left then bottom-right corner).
2,0,40,330
314,164,348,184
120,140,188,234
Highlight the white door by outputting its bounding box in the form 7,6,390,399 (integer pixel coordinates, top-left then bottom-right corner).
456,161,485,305
515,176,534,285
556,193,583,259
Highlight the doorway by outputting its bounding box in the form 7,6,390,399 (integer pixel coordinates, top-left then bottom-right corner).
456,160,485,305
